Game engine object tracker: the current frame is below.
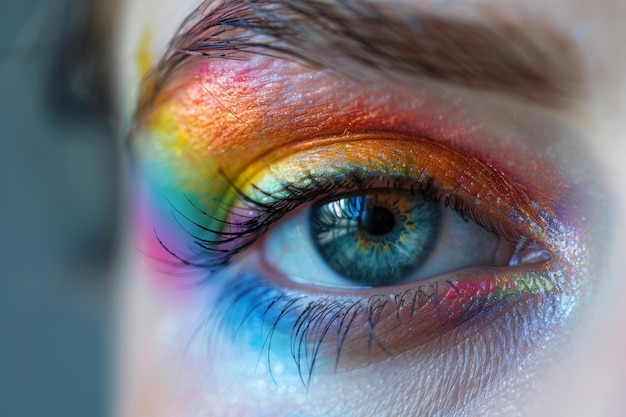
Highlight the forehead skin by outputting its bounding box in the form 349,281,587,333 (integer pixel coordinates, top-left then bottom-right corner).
112,0,626,416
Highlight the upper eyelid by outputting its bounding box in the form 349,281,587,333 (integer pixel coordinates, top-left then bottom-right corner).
155,135,556,276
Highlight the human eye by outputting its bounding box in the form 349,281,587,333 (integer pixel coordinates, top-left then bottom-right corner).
136,70,580,390
253,143,548,289
161,131,557,379
128,2,595,415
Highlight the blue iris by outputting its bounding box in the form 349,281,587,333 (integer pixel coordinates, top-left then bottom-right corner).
309,190,441,286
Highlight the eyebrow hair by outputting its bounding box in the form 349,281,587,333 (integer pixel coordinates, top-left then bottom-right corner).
138,0,583,118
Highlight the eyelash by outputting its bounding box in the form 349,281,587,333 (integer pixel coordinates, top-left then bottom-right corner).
154,166,543,386
210,272,442,388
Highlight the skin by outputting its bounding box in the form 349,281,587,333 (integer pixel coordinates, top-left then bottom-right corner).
111,0,626,416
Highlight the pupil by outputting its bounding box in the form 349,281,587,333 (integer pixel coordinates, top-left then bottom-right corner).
361,206,395,235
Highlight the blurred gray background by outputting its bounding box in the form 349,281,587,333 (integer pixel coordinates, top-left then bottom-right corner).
1,0,116,416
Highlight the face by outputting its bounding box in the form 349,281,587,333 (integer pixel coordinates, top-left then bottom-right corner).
111,0,626,416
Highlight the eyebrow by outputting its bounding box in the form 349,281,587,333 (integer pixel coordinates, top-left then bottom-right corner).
138,0,583,118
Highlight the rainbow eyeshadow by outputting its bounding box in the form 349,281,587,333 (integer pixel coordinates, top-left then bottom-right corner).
133,53,588,381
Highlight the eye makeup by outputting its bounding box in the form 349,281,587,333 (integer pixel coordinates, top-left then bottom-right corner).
133,54,589,386
135,56,573,205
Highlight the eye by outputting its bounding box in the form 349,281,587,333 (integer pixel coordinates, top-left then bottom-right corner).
262,186,527,288
143,131,561,383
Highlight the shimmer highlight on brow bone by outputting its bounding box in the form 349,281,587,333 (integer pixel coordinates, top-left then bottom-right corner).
136,0,583,122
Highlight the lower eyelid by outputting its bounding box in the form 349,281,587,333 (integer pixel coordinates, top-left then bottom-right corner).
210,256,558,378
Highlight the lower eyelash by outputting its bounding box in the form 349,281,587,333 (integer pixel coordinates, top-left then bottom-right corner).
210,271,358,387
204,266,554,388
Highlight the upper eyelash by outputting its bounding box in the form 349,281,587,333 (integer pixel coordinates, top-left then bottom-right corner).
159,172,362,270
156,170,521,276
